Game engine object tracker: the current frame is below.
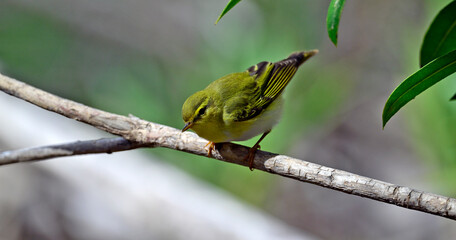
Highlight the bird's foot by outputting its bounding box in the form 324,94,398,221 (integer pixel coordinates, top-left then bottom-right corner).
245,144,260,171
205,141,216,157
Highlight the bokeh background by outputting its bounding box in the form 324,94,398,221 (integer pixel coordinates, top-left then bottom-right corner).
1,0,456,239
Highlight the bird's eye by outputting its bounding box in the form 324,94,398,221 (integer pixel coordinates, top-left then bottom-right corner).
198,106,207,116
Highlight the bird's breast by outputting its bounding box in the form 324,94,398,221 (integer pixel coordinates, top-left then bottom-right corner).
226,97,284,142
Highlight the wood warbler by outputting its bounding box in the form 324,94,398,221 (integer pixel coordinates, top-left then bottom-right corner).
182,50,318,170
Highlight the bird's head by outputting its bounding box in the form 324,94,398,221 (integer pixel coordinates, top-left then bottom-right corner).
181,90,210,132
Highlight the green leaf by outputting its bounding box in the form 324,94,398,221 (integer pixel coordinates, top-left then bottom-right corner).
383,49,456,127
451,92,456,101
420,0,456,67
326,0,346,46
215,0,242,25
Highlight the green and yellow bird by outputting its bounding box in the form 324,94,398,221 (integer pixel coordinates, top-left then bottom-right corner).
182,50,318,170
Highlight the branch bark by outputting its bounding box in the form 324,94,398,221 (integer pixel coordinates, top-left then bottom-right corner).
1,73,455,220
0,137,147,164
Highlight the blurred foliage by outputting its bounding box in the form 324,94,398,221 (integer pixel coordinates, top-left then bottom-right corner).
0,8,73,97
407,73,456,194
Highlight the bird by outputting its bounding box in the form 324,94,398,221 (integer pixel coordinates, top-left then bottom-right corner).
181,50,318,170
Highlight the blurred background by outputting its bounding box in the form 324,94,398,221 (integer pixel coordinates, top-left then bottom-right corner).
0,0,456,239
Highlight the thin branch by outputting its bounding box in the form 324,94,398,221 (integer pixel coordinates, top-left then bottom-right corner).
1,73,456,220
0,137,147,165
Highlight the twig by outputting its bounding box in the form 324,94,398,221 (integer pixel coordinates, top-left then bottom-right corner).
1,73,455,220
0,137,147,165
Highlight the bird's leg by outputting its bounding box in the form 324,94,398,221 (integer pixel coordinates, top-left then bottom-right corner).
205,141,216,157
246,130,271,171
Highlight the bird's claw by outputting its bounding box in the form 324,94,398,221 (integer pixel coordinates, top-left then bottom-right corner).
245,145,261,171
205,141,216,157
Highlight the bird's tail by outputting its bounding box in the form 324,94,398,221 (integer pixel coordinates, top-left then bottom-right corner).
280,49,319,67
247,49,318,77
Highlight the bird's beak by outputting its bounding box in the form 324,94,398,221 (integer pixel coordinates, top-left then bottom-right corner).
182,122,193,132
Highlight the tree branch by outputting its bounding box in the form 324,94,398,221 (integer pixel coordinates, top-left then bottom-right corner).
0,137,147,165
1,73,455,220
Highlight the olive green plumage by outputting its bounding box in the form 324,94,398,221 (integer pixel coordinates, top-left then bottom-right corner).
182,50,318,144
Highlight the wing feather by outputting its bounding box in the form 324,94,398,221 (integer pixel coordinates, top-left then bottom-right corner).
233,50,317,121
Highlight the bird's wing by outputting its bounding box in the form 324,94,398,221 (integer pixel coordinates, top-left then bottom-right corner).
234,52,310,121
